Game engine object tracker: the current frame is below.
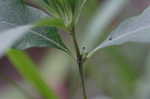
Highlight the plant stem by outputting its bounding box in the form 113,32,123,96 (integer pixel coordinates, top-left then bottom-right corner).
71,26,81,58
78,56,87,99
71,26,88,99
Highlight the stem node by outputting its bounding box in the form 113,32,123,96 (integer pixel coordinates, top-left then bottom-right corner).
71,26,88,99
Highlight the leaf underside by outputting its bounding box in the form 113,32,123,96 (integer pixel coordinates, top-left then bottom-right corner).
0,0,69,53
88,6,150,58
99,6,150,48
0,25,32,56
14,27,68,52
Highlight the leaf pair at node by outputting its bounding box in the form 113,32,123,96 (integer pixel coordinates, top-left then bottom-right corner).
30,0,88,28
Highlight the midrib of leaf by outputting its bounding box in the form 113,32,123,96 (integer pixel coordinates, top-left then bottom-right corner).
108,25,150,43
87,24,150,58
30,30,68,52
0,21,68,52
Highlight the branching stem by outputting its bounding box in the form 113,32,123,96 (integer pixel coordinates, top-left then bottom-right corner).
71,26,81,58
71,26,88,99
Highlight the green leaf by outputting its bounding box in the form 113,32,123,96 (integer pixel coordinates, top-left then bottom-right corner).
7,49,58,99
76,0,87,16
0,0,44,25
14,27,69,53
36,18,66,29
84,0,128,58
32,0,74,26
87,5,150,58
43,0,50,5
31,0,87,26
0,0,69,53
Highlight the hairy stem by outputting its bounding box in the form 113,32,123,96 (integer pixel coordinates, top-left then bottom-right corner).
71,26,88,99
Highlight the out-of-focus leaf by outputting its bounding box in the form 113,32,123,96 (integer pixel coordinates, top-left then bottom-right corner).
7,49,58,99
31,0,87,26
32,0,73,26
0,0,44,26
74,0,88,23
0,0,69,53
36,18,66,29
87,6,150,58
0,25,32,57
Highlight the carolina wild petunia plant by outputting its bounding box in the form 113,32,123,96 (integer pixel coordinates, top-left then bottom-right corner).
2,0,150,99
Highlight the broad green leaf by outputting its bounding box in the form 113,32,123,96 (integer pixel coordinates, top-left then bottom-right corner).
0,0,69,53
66,0,88,24
7,49,58,99
87,6,150,58
14,27,69,52
31,0,87,26
0,25,32,57
36,18,66,29
0,0,44,25
32,0,73,26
